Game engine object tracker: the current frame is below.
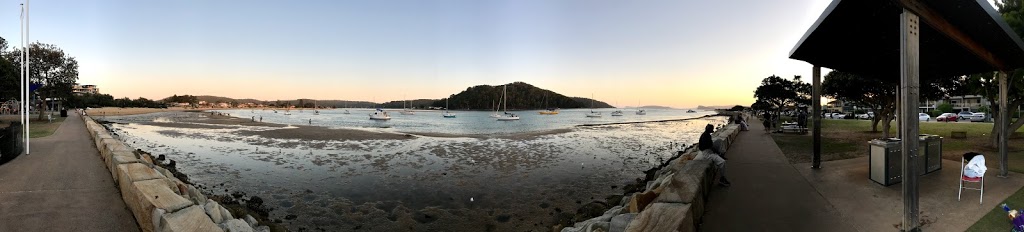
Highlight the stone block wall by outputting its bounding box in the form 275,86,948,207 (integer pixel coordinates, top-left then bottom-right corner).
81,116,270,232
560,121,744,232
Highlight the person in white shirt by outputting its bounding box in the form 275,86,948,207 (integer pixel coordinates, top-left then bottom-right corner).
963,152,986,178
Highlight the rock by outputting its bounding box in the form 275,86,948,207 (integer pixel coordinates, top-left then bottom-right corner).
624,203,693,232
627,191,658,213
602,206,623,218
123,179,194,232
609,213,637,232
605,195,624,207
220,204,235,221
254,226,270,232
244,214,258,227
221,218,254,232
569,220,609,232
151,208,166,232
204,200,224,224
619,193,632,208
158,205,222,232
575,201,610,222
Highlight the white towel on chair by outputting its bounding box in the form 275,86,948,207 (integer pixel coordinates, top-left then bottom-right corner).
964,155,986,178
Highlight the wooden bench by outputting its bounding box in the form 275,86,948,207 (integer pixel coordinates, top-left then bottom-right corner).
951,131,967,139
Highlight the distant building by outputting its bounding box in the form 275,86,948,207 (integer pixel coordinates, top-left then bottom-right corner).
72,84,99,95
920,95,990,113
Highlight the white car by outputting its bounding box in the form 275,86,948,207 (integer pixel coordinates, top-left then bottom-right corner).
918,113,931,121
830,113,846,119
856,113,874,120
970,112,987,122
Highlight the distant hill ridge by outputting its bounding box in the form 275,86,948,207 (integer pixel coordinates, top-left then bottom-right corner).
163,82,614,110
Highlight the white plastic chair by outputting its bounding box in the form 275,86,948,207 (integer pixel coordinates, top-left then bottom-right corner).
959,153,984,204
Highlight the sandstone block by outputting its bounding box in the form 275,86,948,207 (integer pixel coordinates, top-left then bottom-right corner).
627,191,658,213
221,218,254,232
117,163,164,191
205,200,224,224
609,213,637,232
125,179,194,232
158,205,223,232
624,203,693,232
111,151,143,180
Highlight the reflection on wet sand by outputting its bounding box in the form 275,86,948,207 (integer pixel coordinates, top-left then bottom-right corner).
102,111,728,231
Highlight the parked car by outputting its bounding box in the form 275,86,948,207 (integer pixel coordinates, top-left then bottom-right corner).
936,113,958,122
970,112,987,122
830,113,846,119
856,112,874,120
919,113,931,121
958,111,975,121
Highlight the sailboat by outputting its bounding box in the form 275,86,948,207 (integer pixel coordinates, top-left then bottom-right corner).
539,94,559,115
400,96,415,115
610,101,623,116
636,100,646,115
314,100,319,115
496,85,520,121
443,97,456,118
342,101,351,114
585,94,602,118
490,99,502,118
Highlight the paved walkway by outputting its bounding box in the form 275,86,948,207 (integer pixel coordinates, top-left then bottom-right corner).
701,117,858,231
0,113,139,231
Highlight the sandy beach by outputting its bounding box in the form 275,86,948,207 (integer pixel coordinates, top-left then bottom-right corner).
85,107,190,116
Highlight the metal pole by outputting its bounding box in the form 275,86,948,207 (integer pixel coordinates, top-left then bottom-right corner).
25,0,30,155
900,10,921,232
999,71,1009,177
812,65,822,169
20,3,25,154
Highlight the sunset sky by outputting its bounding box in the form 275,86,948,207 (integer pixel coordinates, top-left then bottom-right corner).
1,0,844,108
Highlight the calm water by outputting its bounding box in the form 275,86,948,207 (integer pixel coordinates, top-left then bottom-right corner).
211,108,715,135
102,109,726,231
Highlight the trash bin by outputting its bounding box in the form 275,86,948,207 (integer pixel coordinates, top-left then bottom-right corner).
60,109,67,117
869,138,903,186
919,134,942,174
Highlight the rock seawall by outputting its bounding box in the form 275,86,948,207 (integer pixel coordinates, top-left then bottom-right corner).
559,114,745,232
82,115,270,232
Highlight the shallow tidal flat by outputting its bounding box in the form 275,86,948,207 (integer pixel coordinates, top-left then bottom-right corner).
100,112,727,231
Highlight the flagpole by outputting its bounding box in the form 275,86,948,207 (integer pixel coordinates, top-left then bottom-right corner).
19,3,25,155
24,0,30,155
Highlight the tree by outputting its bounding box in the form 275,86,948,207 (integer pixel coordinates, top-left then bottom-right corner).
0,37,21,101
8,43,79,120
936,103,953,114
970,0,1024,147
822,71,898,137
753,75,808,120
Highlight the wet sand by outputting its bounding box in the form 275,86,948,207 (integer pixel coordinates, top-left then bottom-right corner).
102,111,730,231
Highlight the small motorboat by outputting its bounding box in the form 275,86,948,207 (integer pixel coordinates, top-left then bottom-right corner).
369,109,391,120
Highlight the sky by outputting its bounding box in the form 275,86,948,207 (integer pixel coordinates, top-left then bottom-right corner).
1,0,840,108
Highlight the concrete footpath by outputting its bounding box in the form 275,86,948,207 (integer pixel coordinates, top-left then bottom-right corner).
701,117,858,231
0,113,139,231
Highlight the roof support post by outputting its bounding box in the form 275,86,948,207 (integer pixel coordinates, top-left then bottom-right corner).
812,65,822,169
899,9,921,232
999,71,1009,177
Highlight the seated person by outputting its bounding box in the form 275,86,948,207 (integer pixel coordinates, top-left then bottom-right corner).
696,124,730,186
734,115,748,131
